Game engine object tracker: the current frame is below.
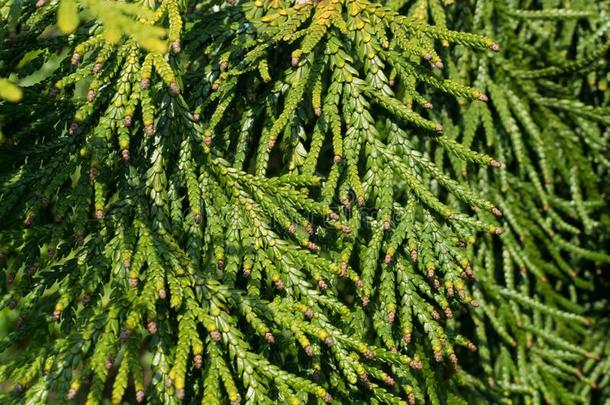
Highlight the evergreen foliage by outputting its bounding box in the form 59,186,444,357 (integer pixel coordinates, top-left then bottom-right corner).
0,0,608,404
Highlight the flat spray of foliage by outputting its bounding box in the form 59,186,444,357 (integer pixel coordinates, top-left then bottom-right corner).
0,0,609,404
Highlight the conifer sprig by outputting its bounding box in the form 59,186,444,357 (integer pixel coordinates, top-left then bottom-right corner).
0,0,608,403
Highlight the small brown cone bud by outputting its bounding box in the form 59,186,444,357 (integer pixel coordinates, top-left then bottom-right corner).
210,330,221,341
93,63,102,74
384,253,393,264
67,388,77,400
478,94,489,102
491,207,503,217
410,249,418,262
105,357,114,370
170,82,180,95
69,122,78,135
124,116,132,127
172,41,181,54
304,346,314,356
147,321,157,334
314,107,321,117
141,79,150,89
423,102,433,109
87,89,95,102
194,354,203,369
129,278,138,288
338,262,348,278
71,53,81,65
136,391,145,402
434,351,443,362
410,359,422,369
317,279,327,290
145,125,154,136
264,332,275,344
157,288,166,300
95,210,105,220
333,155,342,164
121,149,129,161
176,389,185,400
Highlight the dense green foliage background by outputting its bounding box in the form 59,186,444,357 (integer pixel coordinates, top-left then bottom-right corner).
1,0,609,404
